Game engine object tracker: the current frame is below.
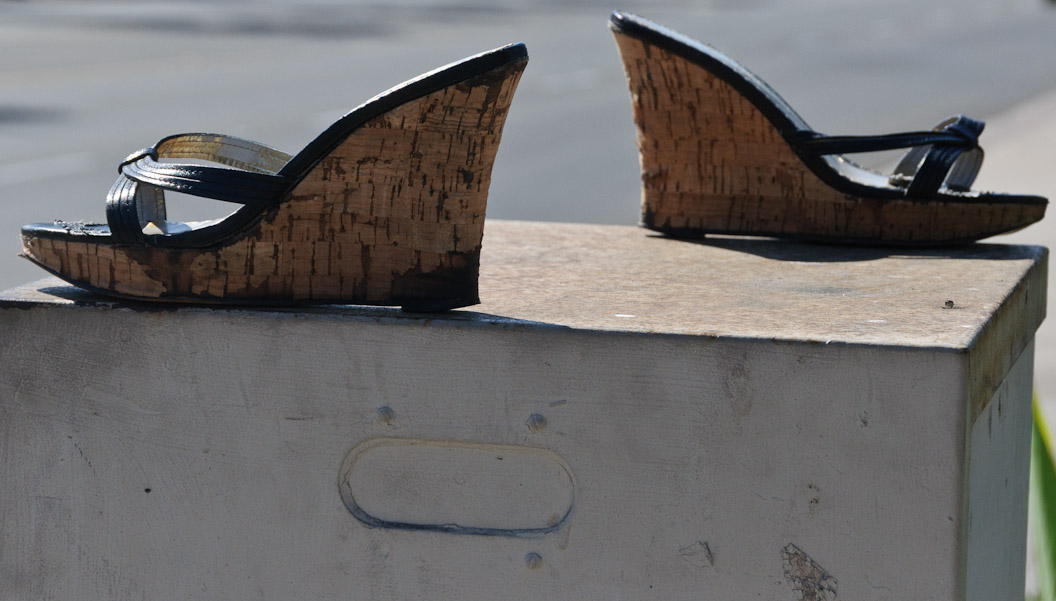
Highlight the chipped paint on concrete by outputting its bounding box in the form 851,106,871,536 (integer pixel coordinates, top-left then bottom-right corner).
782,544,837,601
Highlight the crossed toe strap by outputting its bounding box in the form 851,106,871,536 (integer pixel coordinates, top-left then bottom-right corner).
787,115,985,198
106,133,294,244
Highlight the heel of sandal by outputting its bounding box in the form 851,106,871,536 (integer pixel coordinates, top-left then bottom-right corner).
276,55,528,307
613,31,791,237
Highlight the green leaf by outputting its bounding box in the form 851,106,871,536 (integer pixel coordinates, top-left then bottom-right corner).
1031,399,1056,601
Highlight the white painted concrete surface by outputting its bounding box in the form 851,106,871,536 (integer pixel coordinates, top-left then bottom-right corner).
0,222,1045,600
966,340,1034,601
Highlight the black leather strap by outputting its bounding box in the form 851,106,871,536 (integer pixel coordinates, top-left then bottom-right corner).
789,129,976,155
121,153,290,206
105,134,294,244
889,116,984,196
788,115,985,198
106,172,165,244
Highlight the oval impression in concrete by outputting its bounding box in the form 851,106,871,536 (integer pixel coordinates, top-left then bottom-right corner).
338,438,575,537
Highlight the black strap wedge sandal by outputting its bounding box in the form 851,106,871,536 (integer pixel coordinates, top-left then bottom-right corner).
20,44,528,310
610,11,1047,246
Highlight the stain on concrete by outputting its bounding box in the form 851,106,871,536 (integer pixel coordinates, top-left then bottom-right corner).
526,413,548,433
782,543,837,601
722,351,752,424
525,552,543,570
375,405,396,425
808,483,821,513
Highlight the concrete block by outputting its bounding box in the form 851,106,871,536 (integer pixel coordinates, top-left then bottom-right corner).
0,221,1046,600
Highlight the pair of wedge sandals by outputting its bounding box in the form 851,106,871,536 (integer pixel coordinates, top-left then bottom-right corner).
21,12,1048,310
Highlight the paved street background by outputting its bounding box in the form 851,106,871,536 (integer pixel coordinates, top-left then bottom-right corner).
2,0,1056,589
2,0,1054,262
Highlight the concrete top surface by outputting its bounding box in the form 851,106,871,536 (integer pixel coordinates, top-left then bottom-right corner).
1,220,1047,350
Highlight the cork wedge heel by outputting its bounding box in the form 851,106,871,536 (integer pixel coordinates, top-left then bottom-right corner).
21,44,528,310
610,12,1047,245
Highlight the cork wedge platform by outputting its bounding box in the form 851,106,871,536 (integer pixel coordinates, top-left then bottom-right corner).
610,12,1047,245
20,44,528,310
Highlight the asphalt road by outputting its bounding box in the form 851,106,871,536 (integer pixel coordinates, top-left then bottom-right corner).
1,0,1054,293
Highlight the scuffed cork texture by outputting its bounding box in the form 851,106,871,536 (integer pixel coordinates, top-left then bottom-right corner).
613,33,1045,243
22,58,527,307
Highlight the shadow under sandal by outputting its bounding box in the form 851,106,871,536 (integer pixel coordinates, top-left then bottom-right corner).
20,43,528,310
609,11,1047,245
